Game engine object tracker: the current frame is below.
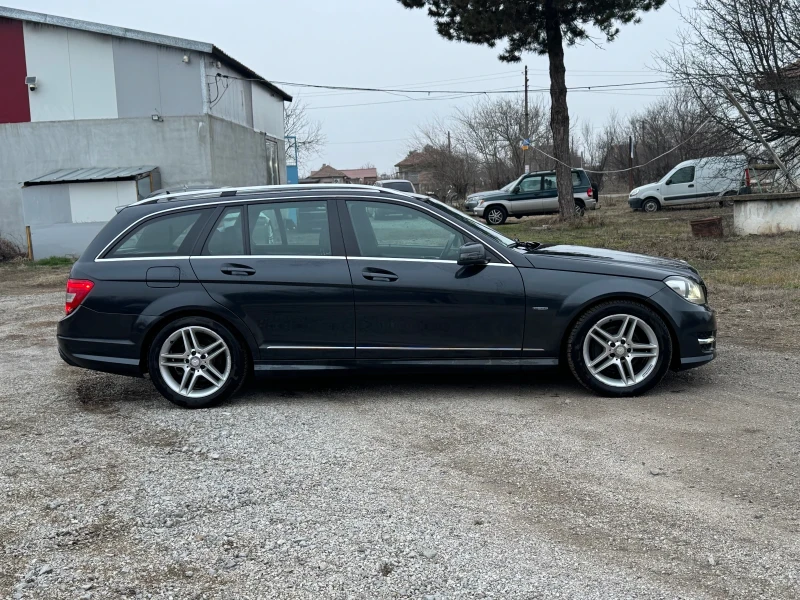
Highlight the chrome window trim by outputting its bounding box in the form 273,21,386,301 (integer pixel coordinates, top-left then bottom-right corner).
95,194,512,264
191,255,345,260
96,256,192,262
347,256,513,266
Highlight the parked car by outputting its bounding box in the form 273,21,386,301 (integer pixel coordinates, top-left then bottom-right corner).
58,184,716,408
374,179,416,193
465,169,599,225
628,155,746,213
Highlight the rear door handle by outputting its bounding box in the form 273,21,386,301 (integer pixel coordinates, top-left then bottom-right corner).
362,267,398,282
221,263,256,276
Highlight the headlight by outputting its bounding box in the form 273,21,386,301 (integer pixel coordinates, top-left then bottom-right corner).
630,188,640,196
665,276,706,304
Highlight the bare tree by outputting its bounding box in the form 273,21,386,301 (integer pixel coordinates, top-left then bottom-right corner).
413,118,479,201
657,0,800,173
284,98,326,173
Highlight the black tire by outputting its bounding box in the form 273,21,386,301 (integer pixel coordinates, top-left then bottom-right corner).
147,316,249,409
642,198,660,213
574,200,586,217
484,205,508,225
566,300,673,397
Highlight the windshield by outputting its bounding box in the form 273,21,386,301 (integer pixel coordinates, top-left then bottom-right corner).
425,198,516,247
500,175,523,192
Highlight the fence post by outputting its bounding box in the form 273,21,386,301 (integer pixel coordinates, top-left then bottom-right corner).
25,225,33,261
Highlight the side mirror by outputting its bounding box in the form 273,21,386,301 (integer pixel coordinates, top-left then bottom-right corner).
457,242,489,266
512,185,520,194
665,179,673,185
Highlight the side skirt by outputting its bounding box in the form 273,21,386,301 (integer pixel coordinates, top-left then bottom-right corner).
253,357,559,376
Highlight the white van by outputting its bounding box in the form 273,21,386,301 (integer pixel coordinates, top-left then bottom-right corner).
628,155,746,212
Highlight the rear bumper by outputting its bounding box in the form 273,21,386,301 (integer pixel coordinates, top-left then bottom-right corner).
57,305,149,377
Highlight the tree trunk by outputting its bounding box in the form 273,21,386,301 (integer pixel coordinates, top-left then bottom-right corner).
544,1,575,219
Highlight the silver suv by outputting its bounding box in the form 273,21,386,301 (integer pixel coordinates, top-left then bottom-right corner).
466,169,599,225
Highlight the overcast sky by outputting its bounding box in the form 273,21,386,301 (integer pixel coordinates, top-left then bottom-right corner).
8,0,692,175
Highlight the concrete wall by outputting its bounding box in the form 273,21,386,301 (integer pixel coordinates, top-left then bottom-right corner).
734,195,800,235
30,222,106,259
0,116,214,241
208,115,274,186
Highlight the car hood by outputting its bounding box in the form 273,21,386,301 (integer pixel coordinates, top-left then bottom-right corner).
468,189,507,201
524,244,702,281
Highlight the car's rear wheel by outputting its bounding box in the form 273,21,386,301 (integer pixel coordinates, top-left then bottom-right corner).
574,200,586,217
642,198,660,213
484,205,507,225
148,316,249,408
567,301,672,397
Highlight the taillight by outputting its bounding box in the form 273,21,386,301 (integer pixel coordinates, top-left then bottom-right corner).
65,279,94,315
587,186,594,198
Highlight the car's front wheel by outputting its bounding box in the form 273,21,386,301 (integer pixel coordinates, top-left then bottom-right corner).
567,301,672,397
148,316,249,408
484,205,508,225
642,198,660,213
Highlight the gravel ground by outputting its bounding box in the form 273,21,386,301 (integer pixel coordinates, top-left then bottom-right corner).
0,290,798,600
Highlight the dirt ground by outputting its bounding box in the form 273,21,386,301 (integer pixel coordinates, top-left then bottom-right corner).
0,258,799,598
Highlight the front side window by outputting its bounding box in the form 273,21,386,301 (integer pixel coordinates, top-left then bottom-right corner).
205,207,244,255
346,201,466,261
670,166,696,185
108,211,202,258
519,176,542,193
248,201,331,256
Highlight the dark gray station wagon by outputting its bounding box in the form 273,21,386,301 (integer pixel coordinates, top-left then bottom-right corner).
58,184,716,408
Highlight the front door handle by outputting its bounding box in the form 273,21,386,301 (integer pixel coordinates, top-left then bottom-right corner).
362,267,398,282
221,263,256,276
688,184,695,188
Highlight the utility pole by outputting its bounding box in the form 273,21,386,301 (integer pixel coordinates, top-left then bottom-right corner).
447,130,451,154
628,134,634,191
523,65,529,174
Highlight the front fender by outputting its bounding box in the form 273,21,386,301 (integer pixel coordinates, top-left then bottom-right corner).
520,269,665,356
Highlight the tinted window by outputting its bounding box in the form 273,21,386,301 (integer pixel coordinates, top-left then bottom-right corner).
108,211,202,258
346,201,465,261
519,177,542,193
248,201,331,256
205,207,244,255
542,174,557,192
671,166,696,184
572,171,585,187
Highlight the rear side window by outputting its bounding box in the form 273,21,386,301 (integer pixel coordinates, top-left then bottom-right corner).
205,207,245,255
572,171,587,187
248,201,331,256
107,211,202,258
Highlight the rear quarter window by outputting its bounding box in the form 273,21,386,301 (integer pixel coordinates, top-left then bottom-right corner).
105,210,205,258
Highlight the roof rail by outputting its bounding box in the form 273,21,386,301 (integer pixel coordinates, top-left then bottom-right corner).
126,183,413,207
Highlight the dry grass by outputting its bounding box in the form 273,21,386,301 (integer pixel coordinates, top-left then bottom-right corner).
496,200,800,351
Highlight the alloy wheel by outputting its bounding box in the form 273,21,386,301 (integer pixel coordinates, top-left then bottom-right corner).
486,209,504,225
582,314,659,388
159,326,231,398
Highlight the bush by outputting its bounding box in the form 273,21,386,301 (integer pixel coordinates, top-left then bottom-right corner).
0,235,24,262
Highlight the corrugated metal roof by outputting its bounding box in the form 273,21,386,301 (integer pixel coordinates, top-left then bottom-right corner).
25,166,158,185
0,6,292,102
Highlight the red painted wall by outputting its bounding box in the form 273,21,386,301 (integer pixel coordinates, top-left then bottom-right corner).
0,18,31,124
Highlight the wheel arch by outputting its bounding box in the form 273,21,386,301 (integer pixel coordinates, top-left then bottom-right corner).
138,308,256,374
558,293,681,370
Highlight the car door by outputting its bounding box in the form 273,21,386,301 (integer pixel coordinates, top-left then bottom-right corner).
509,175,544,215
338,198,526,360
189,200,355,362
662,165,697,205
538,173,559,212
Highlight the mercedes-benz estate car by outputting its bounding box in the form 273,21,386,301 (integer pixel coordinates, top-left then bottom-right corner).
58,184,716,408
466,169,599,224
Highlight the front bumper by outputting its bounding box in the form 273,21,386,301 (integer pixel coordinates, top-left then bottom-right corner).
649,287,717,370
628,197,645,209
